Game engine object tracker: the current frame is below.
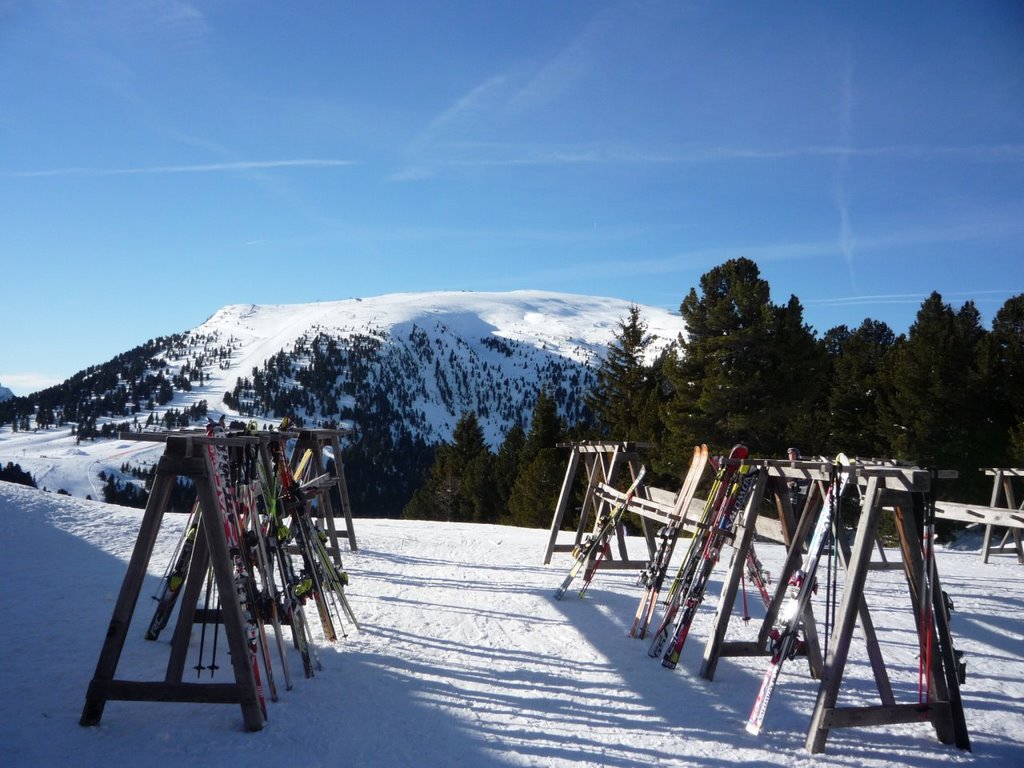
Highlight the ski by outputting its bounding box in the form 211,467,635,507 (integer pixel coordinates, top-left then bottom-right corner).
145,500,201,641
630,445,709,638
259,450,319,676
205,419,269,719
661,462,760,669
746,455,851,735
744,543,773,610
647,445,748,659
554,466,647,600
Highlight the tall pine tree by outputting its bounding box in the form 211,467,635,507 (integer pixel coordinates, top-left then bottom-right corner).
663,258,822,468
507,390,565,528
877,292,989,499
402,411,495,522
983,293,1024,462
823,319,896,457
585,304,662,442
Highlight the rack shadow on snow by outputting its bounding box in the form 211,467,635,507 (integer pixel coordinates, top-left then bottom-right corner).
545,571,784,741
348,540,751,766
544,566,970,767
344,625,746,768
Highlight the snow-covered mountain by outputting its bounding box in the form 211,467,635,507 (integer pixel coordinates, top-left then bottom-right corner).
197,290,682,444
0,290,683,513
0,381,12,402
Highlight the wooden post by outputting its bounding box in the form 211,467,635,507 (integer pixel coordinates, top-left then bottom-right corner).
544,447,581,564
756,472,827,678
982,469,1024,564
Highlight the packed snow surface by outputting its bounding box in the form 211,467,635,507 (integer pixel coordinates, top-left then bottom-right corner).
2,480,1022,767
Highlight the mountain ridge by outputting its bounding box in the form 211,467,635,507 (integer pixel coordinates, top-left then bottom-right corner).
185,289,683,444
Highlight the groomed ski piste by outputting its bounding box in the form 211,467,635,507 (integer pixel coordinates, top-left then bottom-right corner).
2,478,1022,768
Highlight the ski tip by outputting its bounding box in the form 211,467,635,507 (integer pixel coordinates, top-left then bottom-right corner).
729,443,749,459
744,721,762,736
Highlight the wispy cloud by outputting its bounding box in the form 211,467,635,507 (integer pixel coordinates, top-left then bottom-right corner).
410,76,507,153
431,140,1024,169
504,10,610,115
2,159,357,178
391,75,507,182
499,212,1024,290
805,289,1019,308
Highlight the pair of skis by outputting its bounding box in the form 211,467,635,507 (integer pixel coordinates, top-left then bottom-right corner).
629,445,709,639
554,466,648,600
646,445,749,662
659,460,760,668
204,419,270,719
272,440,360,641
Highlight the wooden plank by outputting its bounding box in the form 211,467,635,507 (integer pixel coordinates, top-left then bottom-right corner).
544,448,580,564
328,434,358,552
165,522,211,684
556,440,652,453
716,641,767,657
594,483,709,536
754,515,786,544
823,703,944,729
193,450,266,732
935,501,1024,530
80,450,181,727
983,468,1024,478
86,679,261,706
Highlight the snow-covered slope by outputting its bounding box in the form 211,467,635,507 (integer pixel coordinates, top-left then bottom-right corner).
2,480,1021,767
200,290,679,373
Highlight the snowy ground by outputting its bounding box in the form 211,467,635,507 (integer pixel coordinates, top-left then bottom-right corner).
1,480,1022,767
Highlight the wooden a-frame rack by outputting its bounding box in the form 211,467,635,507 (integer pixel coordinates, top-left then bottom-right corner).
689,458,969,754
80,434,267,731
931,468,1024,564
289,428,358,560
80,425,359,730
544,441,656,569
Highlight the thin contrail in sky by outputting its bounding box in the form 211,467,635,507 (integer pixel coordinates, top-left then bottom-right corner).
1,159,356,178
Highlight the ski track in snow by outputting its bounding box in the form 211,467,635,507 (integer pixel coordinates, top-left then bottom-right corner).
1,481,1023,767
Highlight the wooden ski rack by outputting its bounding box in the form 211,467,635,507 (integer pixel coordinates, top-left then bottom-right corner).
804,464,970,753
544,441,655,570
80,424,359,731
80,434,267,731
635,455,970,754
932,468,1024,563
288,428,358,560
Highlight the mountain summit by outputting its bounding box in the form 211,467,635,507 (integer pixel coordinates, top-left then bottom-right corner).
199,290,682,444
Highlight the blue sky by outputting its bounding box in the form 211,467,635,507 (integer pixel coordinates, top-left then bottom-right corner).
1,1,1022,395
